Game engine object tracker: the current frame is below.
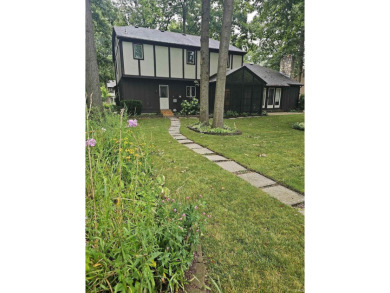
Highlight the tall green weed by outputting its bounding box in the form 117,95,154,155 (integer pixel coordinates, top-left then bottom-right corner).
85,109,205,292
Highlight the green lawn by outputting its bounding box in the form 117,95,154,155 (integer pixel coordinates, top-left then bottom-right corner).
180,115,305,194
139,117,304,293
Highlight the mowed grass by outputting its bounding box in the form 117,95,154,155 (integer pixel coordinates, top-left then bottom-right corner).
180,115,305,193
139,117,304,293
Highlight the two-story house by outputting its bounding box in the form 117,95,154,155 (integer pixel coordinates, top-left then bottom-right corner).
112,26,302,114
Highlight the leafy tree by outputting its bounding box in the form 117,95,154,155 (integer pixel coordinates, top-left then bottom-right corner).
212,0,234,128
248,0,304,79
90,0,126,84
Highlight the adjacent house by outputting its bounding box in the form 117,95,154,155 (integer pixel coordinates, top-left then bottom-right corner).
106,80,116,104
112,26,302,114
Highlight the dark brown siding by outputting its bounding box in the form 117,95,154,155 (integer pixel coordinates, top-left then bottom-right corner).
280,86,300,111
119,77,199,113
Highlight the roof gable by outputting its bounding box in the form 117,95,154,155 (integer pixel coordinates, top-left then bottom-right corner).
113,26,246,54
209,63,303,87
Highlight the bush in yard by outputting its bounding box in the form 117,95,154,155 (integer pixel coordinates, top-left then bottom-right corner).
298,94,304,110
261,110,268,116
85,110,206,292
241,112,248,117
225,110,239,118
180,98,199,115
120,100,143,116
292,121,304,130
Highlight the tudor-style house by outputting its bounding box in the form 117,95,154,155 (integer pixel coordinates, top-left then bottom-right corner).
113,26,302,114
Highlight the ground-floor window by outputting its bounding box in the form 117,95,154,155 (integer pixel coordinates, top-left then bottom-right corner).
264,87,282,109
186,86,196,98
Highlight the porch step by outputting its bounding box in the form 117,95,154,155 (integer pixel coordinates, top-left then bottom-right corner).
161,109,174,117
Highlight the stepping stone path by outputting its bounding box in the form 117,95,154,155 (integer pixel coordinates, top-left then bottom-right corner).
168,117,305,215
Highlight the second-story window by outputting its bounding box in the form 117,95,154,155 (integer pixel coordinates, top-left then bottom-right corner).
133,43,144,60
187,50,195,65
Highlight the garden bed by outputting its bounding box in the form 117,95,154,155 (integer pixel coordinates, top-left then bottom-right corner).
187,124,242,136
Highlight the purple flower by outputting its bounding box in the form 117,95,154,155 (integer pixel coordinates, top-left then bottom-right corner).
128,119,138,127
179,217,183,221
202,212,206,216
85,138,96,147
186,196,190,200
162,200,165,203
182,213,186,217
174,209,177,213
194,206,198,210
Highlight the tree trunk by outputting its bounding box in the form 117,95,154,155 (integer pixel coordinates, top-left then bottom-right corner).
212,0,234,128
86,0,103,109
182,1,187,34
199,0,210,125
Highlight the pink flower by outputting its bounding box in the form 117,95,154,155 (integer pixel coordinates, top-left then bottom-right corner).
167,198,170,202
196,229,199,232
208,215,211,218
166,247,170,251
182,213,186,217
179,217,183,221
202,212,206,216
186,196,189,200
85,138,96,147
199,195,202,198
194,206,198,209
162,200,165,203
128,119,138,127
174,209,177,213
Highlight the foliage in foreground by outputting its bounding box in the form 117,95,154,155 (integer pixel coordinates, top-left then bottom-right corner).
85,110,205,292
292,121,305,131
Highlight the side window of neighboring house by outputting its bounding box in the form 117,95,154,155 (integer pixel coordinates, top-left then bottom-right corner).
186,86,196,98
187,50,195,65
133,43,144,60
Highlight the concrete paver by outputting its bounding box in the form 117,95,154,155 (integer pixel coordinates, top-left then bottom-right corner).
178,139,193,144
172,135,187,140
193,147,214,155
183,143,204,149
237,172,275,188
216,161,246,173
204,155,229,162
261,185,304,206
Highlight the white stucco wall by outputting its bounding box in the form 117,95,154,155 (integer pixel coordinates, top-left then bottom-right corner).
122,41,139,75
232,54,242,69
210,52,219,76
155,46,169,77
184,49,196,79
140,44,154,76
170,47,182,78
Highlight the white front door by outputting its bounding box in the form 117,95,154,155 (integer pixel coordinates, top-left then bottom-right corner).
159,85,169,110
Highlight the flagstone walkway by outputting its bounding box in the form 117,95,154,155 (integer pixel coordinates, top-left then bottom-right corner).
169,117,305,215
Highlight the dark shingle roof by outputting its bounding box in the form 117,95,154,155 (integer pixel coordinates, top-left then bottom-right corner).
114,26,246,54
209,63,303,87
244,63,302,86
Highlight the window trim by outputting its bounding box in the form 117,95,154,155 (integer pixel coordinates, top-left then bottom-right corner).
186,86,196,98
133,43,144,60
186,50,196,65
